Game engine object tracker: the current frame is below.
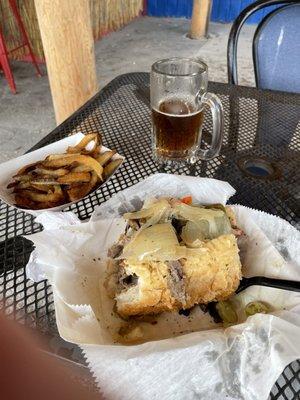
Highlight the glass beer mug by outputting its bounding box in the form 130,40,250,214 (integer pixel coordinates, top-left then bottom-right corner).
150,58,224,165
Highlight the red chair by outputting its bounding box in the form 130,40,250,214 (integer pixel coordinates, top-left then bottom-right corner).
0,0,42,93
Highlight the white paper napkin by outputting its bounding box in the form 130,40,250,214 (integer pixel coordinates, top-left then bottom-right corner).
25,174,300,400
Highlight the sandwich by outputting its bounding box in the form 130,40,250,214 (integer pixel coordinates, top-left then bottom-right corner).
105,197,243,318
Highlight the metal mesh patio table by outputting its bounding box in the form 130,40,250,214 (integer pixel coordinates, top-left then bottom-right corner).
0,72,299,399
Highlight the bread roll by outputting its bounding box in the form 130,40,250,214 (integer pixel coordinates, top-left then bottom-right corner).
105,199,243,318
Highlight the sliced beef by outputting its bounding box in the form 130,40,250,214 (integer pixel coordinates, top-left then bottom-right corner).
168,260,183,280
108,244,124,259
122,273,139,286
127,219,140,231
108,234,131,259
117,263,139,291
166,260,186,306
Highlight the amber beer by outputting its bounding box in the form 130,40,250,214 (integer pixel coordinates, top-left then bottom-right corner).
150,58,223,164
152,98,204,159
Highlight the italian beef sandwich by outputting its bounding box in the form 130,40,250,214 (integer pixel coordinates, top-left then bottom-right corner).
105,197,243,318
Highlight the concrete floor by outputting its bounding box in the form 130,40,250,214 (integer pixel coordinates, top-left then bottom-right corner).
0,17,255,163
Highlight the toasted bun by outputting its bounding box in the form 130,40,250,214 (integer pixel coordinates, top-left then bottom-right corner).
113,234,241,317
116,261,177,317
183,234,242,308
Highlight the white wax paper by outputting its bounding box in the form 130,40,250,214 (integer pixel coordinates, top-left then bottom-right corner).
0,132,124,215
25,174,300,400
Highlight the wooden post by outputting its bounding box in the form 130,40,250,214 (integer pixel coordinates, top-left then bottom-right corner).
189,0,212,39
34,0,98,124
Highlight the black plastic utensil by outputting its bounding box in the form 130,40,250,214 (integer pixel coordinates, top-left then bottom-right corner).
236,276,300,294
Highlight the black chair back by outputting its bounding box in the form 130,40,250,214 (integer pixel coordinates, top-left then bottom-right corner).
227,0,300,85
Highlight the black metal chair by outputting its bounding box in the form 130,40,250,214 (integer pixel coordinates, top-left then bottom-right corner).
227,0,300,149
227,0,300,87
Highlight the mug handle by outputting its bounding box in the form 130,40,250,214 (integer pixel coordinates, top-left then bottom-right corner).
197,93,224,160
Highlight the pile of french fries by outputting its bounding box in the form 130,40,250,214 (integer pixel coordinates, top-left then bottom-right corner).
7,133,122,210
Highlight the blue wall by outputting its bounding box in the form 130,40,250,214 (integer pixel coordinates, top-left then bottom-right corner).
147,0,279,24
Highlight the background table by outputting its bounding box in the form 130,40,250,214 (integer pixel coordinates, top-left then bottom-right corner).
0,73,299,399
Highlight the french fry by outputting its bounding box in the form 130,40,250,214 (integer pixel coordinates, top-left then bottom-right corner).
35,167,69,176
71,164,92,173
103,159,123,178
43,155,103,179
67,171,98,201
21,185,63,203
67,133,100,155
95,150,116,166
12,174,32,182
14,162,39,176
87,147,101,159
14,194,37,209
15,194,63,210
12,181,32,191
30,183,55,193
31,178,59,185
57,172,91,184
7,181,18,189
46,153,81,160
